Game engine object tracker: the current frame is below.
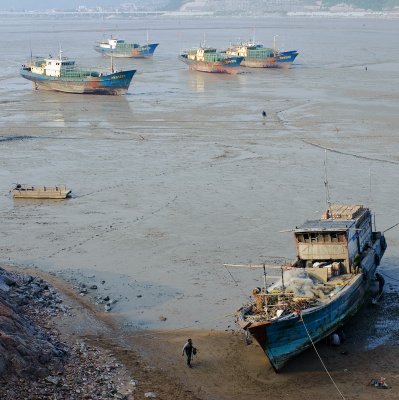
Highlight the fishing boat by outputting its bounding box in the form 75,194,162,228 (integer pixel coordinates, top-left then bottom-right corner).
20,50,136,95
12,184,71,199
179,46,243,74
235,204,386,371
226,39,298,68
94,37,158,58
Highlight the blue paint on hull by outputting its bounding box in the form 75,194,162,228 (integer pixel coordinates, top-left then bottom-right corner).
276,50,299,65
94,43,158,58
247,235,386,371
20,68,136,95
179,54,243,73
241,50,299,68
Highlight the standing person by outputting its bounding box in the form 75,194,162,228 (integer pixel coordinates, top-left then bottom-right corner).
182,338,195,368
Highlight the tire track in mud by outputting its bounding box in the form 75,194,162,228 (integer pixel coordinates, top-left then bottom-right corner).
46,194,179,258
301,139,399,166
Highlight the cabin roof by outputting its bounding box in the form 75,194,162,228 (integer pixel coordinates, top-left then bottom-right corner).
296,218,356,232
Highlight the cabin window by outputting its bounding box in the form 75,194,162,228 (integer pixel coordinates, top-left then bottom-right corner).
324,234,331,243
331,233,338,242
311,233,317,243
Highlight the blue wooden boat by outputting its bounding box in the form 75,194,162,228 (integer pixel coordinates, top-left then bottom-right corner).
94,37,158,58
225,36,298,69
237,204,387,371
179,46,243,74
20,51,135,95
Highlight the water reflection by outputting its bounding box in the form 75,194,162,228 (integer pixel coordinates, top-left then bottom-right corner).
24,91,134,132
186,70,244,93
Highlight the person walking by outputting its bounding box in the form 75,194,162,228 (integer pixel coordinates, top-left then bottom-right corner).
182,338,196,368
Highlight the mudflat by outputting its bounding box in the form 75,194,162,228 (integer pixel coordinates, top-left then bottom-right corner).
1,14,399,400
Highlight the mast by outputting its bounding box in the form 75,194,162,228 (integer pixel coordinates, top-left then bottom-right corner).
262,264,267,293
324,149,332,215
273,35,278,55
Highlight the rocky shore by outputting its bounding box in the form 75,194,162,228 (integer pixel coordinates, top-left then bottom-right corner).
1,265,202,400
0,266,138,399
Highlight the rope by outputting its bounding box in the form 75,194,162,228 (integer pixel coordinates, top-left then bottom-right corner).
383,221,399,233
300,314,346,400
223,264,249,298
379,270,399,282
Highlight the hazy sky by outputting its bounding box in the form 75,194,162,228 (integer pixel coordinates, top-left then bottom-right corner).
0,1,124,10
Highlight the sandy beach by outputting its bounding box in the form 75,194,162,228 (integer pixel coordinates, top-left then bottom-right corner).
2,264,398,400
1,14,399,399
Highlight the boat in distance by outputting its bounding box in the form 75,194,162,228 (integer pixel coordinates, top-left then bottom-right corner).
94,37,159,58
235,204,386,371
12,184,71,199
20,51,136,95
226,41,298,68
179,46,243,74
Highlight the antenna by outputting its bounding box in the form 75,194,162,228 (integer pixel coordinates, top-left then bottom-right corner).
58,43,63,60
369,165,372,206
273,35,278,54
202,33,206,48
110,53,114,73
324,150,332,214
262,264,267,293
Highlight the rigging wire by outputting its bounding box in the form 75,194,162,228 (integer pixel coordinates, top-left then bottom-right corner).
223,264,250,298
383,221,399,233
300,314,346,400
379,270,399,282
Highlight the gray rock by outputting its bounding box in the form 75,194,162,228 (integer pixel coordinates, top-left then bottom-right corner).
45,375,61,385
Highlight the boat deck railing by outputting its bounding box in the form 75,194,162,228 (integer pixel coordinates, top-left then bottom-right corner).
61,69,100,78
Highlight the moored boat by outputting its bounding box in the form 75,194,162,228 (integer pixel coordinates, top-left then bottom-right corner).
226,41,298,68
20,51,136,95
94,37,158,58
12,184,71,199
236,204,386,371
179,46,243,74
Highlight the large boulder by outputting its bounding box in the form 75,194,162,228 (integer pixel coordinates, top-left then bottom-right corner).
0,269,67,379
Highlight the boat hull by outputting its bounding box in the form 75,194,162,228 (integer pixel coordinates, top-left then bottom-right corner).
241,50,298,69
179,55,242,74
94,43,158,58
20,69,136,95
12,186,71,199
244,235,386,371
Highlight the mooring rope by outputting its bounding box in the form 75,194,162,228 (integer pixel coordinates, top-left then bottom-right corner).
300,314,346,400
379,270,399,282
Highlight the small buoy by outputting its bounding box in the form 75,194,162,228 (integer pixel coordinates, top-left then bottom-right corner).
262,111,267,118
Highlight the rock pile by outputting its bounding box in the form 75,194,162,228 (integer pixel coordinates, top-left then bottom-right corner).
0,267,67,379
0,267,135,399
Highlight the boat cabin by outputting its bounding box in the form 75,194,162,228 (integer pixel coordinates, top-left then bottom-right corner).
30,57,76,77
187,47,219,62
294,204,372,279
101,38,125,49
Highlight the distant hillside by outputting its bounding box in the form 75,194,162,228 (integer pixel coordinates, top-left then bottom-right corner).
321,0,399,10
174,0,399,14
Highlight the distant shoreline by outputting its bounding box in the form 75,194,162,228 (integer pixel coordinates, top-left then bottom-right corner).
0,10,399,19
